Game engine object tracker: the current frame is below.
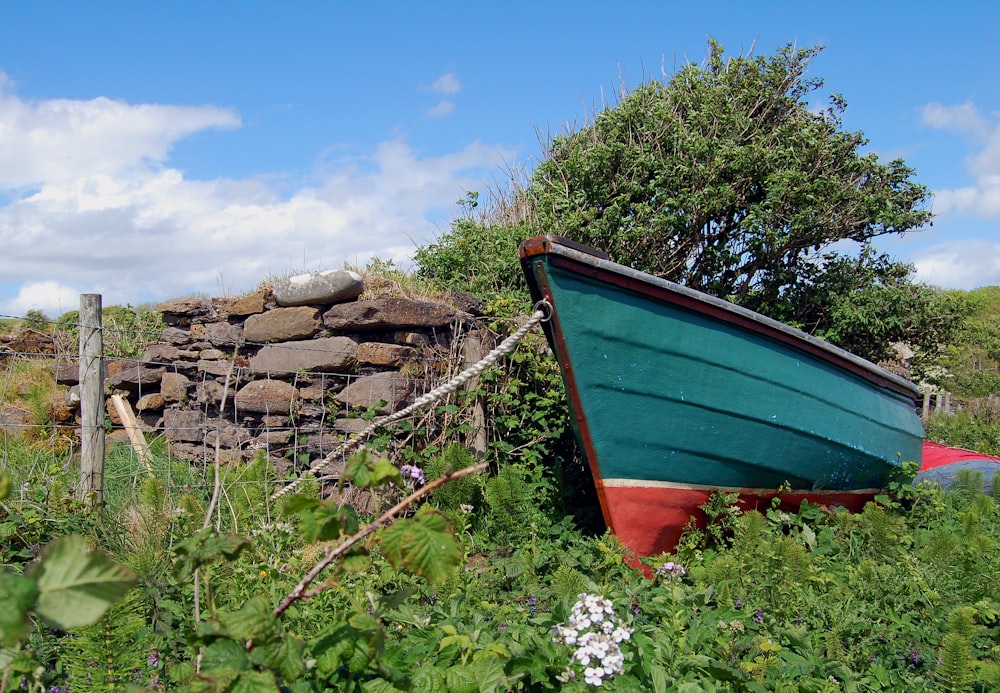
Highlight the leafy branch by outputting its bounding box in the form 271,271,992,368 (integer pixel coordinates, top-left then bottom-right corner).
273,459,488,620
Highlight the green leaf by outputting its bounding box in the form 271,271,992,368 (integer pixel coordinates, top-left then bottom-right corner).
297,502,344,543
219,595,278,643
259,634,305,683
0,571,39,646
0,470,10,501
201,638,251,672
444,664,478,693
280,494,322,515
471,656,507,692
341,547,370,573
29,534,136,630
380,511,462,584
173,527,249,581
373,457,403,486
344,451,376,489
229,669,281,693
411,666,447,693
313,623,356,677
362,680,407,693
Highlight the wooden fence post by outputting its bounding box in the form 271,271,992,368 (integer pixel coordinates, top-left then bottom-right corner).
462,330,488,457
78,293,105,506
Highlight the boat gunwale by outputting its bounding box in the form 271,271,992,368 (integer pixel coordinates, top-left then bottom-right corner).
519,234,921,402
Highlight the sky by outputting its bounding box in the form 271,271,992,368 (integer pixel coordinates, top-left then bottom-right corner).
1,1,998,319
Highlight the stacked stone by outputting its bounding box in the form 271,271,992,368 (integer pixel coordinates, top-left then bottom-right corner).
60,270,479,475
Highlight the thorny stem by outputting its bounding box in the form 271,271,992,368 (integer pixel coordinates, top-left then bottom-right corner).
271,461,489,621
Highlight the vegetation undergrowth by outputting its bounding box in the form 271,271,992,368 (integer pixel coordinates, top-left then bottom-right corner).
2,435,999,691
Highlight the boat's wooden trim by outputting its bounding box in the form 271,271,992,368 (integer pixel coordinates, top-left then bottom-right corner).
519,235,920,402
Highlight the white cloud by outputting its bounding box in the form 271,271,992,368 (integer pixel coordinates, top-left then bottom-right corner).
430,72,460,95
0,70,240,189
922,101,1000,218
0,81,516,318
427,100,455,117
911,239,1000,289
922,101,992,139
0,280,80,318
932,178,1000,218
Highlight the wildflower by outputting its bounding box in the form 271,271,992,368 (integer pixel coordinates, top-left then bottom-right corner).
584,666,605,686
655,561,686,580
399,464,426,486
553,593,633,688
148,651,160,669
909,650,922,669
460,503,474,513
753,608,764,623
734,599,744,610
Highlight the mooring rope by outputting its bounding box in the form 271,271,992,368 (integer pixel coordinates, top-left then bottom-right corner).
271,301,551,500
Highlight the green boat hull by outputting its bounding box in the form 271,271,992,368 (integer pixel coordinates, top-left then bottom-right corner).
520,236,924,555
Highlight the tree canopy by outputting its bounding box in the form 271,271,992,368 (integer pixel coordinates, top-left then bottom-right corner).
418,41,964,367
531,42,931,304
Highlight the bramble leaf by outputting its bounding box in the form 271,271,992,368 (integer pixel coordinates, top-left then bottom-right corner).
29,534,135,630
381,511,461,584
344,451,376,489
0,571,39,645
219,595,278,643
173,527,249,581
374,456,403,486
258,634,305,683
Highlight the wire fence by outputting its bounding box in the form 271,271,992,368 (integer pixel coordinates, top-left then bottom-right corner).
0,306,503,528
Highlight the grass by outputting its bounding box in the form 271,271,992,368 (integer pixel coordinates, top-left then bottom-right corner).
2,431,998,691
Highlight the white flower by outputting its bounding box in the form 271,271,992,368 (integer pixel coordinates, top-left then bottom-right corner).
584,667,605,686
612,626,633,643
552,593,632,688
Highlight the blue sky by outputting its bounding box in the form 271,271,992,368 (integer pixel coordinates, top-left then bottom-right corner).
1,1,998,318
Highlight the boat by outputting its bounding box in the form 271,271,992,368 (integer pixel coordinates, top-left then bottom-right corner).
918,441,999,496
518,235,925,557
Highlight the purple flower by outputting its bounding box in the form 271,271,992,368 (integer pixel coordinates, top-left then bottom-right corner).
734,599,744,610
655,561,686,579
148,651,160,669
399,464,426,485
753,608,764,623
909,650,922,669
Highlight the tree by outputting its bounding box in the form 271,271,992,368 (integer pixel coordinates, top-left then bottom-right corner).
532,41,932,307
768,244,969,377
419,41,962,363
938,286,1000,395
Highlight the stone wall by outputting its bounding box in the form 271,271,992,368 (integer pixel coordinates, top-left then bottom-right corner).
61,270,486,477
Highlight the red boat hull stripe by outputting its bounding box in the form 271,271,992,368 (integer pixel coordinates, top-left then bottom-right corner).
600,481,875,557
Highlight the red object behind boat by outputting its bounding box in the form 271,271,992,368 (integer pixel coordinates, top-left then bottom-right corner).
918,441,999,494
